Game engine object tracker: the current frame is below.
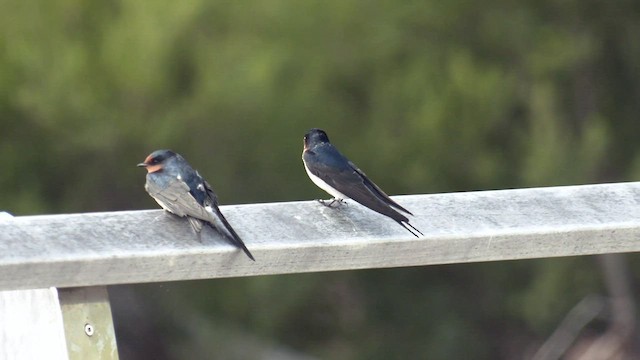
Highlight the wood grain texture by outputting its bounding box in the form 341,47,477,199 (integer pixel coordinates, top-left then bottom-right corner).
1,182,639,291
59,287,119,360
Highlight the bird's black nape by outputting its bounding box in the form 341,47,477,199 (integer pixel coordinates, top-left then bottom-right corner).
304,128,331,148
140,149,177,166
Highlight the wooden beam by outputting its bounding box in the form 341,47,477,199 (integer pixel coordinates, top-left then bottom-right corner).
1,182,639,291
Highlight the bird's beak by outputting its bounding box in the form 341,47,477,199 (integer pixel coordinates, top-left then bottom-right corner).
137,163,147,167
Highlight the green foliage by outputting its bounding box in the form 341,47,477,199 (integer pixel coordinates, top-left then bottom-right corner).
2,0,640,358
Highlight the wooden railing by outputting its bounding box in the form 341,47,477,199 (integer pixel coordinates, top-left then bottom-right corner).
2,182,640,359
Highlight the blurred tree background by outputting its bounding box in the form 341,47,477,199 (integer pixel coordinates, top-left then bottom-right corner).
2,0,640,358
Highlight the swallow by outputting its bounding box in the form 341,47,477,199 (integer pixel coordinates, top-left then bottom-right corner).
302,128,423,237
137,149,255,261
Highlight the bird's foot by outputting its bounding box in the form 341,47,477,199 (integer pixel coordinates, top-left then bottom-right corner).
317,198,346,208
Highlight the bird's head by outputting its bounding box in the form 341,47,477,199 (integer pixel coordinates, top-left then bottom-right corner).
303,128,330,151
137,149,177,173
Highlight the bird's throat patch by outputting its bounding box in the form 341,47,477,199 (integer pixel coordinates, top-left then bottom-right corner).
145,164,163,173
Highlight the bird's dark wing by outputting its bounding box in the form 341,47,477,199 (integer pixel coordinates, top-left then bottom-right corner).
305,152,408,223
348,161,414,216
201,180,255,261
147,178,255,259
316,160,423,237
305,145,422,237
145,178,211,224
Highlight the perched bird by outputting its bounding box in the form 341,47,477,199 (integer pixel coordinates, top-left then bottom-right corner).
302,128,423,237
137,149,255,261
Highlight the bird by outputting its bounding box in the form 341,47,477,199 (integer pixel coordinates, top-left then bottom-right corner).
137,149,255,261
302,128,423,237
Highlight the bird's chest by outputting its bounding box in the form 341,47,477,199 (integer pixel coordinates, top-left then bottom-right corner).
304,164,349,200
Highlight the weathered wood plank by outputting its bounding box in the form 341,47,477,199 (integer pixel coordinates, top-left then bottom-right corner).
0,211,70,359
1,182,639,290
0,288,69,359
59,287,119,360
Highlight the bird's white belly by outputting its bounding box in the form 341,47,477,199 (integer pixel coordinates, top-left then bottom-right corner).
304,164,349,200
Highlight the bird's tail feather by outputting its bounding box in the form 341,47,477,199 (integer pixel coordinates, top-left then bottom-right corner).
207,209,255,261
398,221,423,238
187,217,204,233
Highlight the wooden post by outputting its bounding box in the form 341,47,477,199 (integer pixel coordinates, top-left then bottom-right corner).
0,287,69,360
58,287,119,360
0,212,119,359
0,212,68,359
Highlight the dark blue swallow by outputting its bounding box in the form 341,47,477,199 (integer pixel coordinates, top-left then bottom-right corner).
137,150,255,261
302,129,423,237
